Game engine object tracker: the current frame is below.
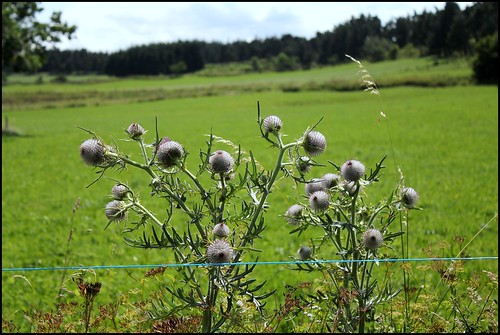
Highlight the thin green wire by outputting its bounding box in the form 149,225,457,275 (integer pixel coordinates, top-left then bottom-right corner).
2,256,497,272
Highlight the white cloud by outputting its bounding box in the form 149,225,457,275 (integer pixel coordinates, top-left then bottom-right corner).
38,2,474,53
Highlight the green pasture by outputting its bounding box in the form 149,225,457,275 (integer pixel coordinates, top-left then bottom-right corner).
2,59,498,331
2,57,473,111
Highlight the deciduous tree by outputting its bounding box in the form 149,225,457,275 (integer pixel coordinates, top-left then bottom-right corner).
2,2,76,79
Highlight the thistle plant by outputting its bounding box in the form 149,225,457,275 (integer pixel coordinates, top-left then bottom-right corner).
78,106,331,332
76,55,429,332
284,154,420,332
280,55,422,333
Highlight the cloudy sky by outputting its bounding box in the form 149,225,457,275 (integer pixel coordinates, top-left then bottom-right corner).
39,2,473,53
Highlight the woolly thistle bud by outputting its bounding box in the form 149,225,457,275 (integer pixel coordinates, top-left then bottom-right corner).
157,140,184,168
401,187,419,209
309,190,330,212
207,239,234,264
303,130,327,156
105,145,116,154
362,229,383,249
111,184,129,200
127,123,145,140
151,137,171,157
80,138,105,166
297,156,313,174
213,222,230,238
305,178,326,196
341,159,365,182
105,200,127,222
322,173,341,189
263,115,283,134
340,180,361,196
298,246,312,260
209,150,234,174
157,136,171,146
285,204,304,225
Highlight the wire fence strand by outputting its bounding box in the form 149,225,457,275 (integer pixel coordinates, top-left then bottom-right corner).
2,256,497,272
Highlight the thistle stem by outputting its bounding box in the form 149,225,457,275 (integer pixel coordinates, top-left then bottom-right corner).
230,141,299,271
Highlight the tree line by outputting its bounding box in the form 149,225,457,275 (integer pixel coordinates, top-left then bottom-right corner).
28,2,500,79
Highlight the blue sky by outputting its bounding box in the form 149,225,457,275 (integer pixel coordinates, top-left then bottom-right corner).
39,2,474,53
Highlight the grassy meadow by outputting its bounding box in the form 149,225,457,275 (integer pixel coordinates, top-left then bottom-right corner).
2,57,498,332
3,56,472,111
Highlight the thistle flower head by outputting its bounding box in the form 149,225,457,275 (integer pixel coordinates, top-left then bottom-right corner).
340,180,361,196
157,140,184,168
263,115,283,134
111,184,129,200
362,229,383,249
322,173,341,189
303,130,327,156
341,159,365,182
298,246,312,260
309,190,330,212
305,178,326,195
209,150,234,174
297,156,313,174
105,200,127,222
157,136,171,146
401,187,419,209
105,145,116,154
285,204,304,225
80,138,105,166
207,239,234,264
127,123,145,140
151,136,171,155
213,222,230,238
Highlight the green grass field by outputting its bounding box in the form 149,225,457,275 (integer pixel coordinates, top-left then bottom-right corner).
2,56,473,111
2,58,498,332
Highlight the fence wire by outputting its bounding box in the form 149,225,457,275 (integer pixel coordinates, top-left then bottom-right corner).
2,256,497,272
